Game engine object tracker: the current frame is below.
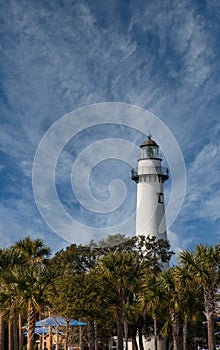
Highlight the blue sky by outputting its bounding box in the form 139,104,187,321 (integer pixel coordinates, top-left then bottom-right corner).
0,0,219,260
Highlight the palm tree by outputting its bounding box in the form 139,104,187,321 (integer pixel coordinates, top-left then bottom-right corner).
0,246,25,350
0,248,9,350
14,235,51,264
14,236,51,349
173,265,203,350
158,268,181,350
0,263,54,350
0,237,51,350
179,244,220,350
0,313,4,350
142,273,168,350
99,250,143,350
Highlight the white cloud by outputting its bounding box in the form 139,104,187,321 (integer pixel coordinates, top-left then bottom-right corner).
168,226,200,265
0,0,219,253
179,141,220,225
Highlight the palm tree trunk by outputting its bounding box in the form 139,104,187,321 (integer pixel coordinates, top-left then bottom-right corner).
153,314,158,350
87,320,95,350
170,309,179,350
206,315,215,350
8,320,13,350
204,288,215,350
116,306,124,350
94,321,98,350
131,327,138,350
138,328,144,350
27,304,36,350
12,312,18,350
0,314,4,350
182,316,187,350
18,313,23,350
124,320,128,350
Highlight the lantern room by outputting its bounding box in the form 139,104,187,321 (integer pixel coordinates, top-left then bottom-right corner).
139,135,161,159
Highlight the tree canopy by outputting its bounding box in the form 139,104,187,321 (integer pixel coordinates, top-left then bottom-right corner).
0,236,219,350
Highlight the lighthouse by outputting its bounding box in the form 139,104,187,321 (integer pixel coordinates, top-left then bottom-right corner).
132,135,169,241
131,135,169,350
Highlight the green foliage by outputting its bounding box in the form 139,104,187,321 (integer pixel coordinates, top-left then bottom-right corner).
0,234,218,350
178,244,220,350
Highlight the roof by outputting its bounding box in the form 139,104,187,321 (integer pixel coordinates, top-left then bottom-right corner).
140,135,159,148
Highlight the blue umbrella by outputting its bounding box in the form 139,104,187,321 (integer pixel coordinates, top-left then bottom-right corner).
36,316,87,327
34,327,50,334
35,317,86,350
36,317,63,327
69,319,87,326
23,326,60,335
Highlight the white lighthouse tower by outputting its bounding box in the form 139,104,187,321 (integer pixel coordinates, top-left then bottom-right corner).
132,135,169,242
132,135,169,350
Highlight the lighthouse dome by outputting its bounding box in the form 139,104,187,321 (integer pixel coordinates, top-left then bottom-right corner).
140,135,158,148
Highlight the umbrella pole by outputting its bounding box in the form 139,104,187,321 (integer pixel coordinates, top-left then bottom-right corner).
49,327,52,350
80,326,84,350
42,334,45,350
56,327,59,350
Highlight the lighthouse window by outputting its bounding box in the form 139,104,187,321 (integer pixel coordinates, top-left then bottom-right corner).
147,147,153,158
158,193,164,203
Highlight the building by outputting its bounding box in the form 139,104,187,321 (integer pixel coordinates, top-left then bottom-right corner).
132,135,169,350
132,135,169,243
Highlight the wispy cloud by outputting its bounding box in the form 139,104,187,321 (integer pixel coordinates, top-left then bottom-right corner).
184,142,220,219
0,0,219,254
